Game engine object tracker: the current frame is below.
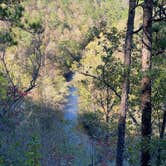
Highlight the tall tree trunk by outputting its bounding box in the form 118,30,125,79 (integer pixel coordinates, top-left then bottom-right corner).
141,0,153,166
115,1,136,166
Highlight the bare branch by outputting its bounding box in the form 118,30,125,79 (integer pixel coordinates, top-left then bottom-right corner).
154,49,166,56
133,25,143,34
133,4,166,34
128,109,140,126
0,49,15,88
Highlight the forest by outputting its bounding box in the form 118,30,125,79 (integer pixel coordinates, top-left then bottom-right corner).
0,0,165,166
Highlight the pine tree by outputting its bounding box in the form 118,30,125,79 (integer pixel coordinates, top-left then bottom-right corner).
115,1,136,166
141,0,153,166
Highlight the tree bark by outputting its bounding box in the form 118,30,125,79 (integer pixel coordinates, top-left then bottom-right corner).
141,0,153,166
115,1,136,166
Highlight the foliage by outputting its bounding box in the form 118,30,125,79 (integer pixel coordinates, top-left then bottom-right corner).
25,135,41,166
80,110,109,140
0,0,165,165
72,28,123,126
0,72,8,102
0,1,24,23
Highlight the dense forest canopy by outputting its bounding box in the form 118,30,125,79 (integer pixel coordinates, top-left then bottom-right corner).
0,0,165,166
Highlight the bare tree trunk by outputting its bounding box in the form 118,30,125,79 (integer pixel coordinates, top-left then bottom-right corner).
141,0,153,166
115,1,136,166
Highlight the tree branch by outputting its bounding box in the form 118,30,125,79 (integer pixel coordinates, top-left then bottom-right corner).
154,49,166,56
128,109,140,126
133,25,143,34
0,34,43,116
79,71,121,99
0,49,15,88
133,5,166,34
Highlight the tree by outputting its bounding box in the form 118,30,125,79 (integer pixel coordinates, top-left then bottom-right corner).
115,1,136,166
141,0,153,166
0,0,44,116
152,11,166,166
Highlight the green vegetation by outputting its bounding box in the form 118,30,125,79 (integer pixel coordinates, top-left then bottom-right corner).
0,0,165,166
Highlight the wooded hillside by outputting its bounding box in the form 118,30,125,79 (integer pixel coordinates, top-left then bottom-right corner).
0,0,165,166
